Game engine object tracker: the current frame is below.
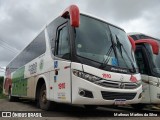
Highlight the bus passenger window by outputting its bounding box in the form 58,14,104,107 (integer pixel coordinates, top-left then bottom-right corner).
55,26,70,60
135,49,148,74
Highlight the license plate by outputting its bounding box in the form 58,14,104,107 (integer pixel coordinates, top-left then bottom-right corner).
114,99,126,105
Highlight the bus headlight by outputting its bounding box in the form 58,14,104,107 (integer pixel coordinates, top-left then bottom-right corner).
73,70,101,82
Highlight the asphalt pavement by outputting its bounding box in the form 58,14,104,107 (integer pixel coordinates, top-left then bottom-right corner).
0,99,160,120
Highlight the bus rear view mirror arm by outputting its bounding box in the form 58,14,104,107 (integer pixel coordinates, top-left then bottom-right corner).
135,39,159,55
61,5,80,27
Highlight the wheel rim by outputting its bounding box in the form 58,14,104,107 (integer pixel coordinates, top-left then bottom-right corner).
41,90,47,104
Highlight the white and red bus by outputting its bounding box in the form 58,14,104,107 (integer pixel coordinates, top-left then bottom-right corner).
129,33,160,109
3,5,142,110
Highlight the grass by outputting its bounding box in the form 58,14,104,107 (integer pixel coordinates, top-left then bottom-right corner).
0,93,7,99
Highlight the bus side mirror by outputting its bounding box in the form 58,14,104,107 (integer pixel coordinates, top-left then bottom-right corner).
128,36,136,51
135,39,159,55
61,5,80,27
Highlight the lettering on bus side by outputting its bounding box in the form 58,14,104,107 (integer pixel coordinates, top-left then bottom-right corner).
28,62,37,74
102,73,111,79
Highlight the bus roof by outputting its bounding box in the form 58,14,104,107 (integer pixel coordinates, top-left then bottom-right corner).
127,32,160,41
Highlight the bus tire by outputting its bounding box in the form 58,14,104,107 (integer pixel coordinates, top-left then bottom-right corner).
131,104,145,110
39,84,56,111
85,105,97,110
8,88,18,102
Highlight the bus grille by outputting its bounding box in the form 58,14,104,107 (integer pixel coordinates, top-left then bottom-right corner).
96,80,138,89
101,91,136,100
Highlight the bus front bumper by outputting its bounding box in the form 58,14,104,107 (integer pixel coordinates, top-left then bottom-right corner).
72,76,142,105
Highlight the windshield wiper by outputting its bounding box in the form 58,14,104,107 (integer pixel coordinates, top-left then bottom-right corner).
99,34,118,69
99,44,114,68
115,35,136,73
99,35,136,73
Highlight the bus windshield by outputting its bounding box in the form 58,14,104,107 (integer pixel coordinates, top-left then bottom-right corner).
143,42,160,74
151,42,160,73
75,15,137,70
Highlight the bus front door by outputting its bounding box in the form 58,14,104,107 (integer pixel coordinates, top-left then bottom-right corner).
52,23,72,103
135,46,151,103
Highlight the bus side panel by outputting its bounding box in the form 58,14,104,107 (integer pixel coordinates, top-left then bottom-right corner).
3,69,12,95
12,67,27,96
3,77,11,95
49,60,71,103
27,76,36,98
24,55,52,99
149,76,160,103
141,74,151,103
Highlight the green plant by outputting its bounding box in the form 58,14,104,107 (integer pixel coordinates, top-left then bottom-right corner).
0,77,4,93
0,76,5,99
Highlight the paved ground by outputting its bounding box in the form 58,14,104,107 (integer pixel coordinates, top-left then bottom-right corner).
0,99,160,120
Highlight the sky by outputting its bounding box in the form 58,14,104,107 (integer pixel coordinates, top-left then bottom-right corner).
0,0,160,75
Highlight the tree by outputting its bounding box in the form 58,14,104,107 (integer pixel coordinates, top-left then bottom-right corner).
0,76,4,94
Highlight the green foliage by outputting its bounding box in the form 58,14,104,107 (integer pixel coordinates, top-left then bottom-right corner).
0,93,6,99
0,76,6,99
0,76,4,94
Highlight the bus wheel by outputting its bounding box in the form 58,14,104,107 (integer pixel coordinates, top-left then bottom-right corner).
39,84,55,110
131,104,145,110
85,105,97,110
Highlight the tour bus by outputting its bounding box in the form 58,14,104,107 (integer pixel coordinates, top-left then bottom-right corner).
128,33,160,109
3,5,142,110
